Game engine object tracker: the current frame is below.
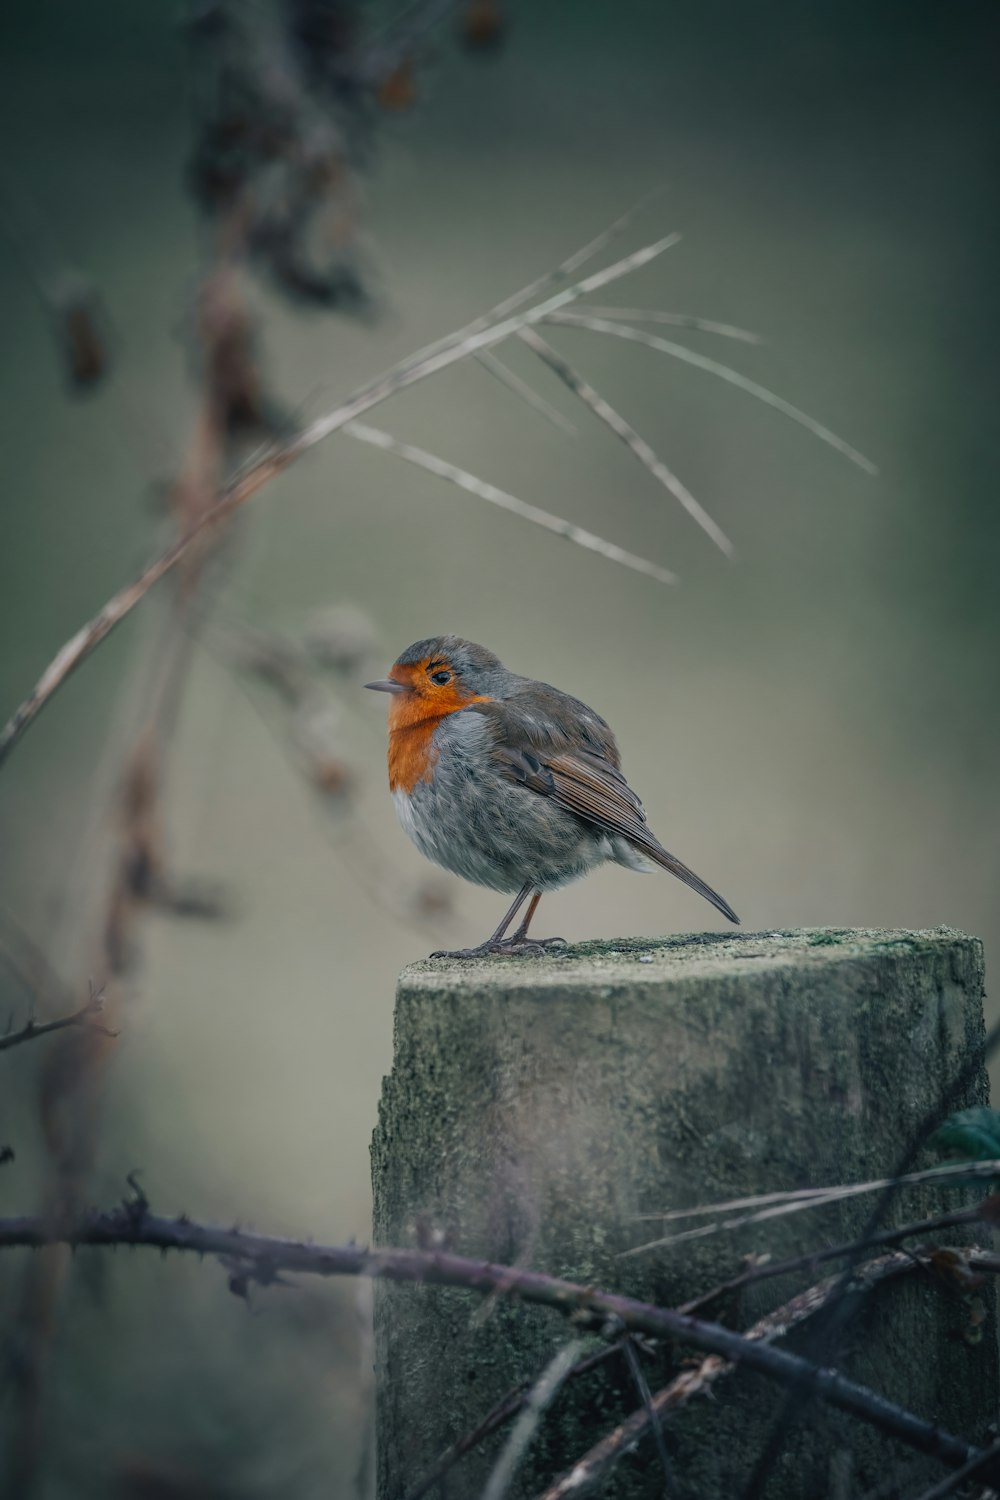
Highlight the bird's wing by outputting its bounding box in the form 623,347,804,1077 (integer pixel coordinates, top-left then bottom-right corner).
469,687,648,841
497,742,650,842
469,689,740,925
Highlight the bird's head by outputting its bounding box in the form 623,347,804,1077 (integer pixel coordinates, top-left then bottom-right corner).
365,636,506,726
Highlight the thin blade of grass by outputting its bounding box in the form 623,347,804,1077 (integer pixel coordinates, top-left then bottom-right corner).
343,421,678,584
629,1156,1000,1224
471,189,667,331
475,350,578,435
390,192,669,378
622,1338,675,1496
482,1341,585,1500
618,1157,1000,1260
518,326,734,558
299,232,683,455
545,311,878,474
579,305,761,344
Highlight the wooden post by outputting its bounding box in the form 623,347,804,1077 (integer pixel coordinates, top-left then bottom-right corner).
371,928,996,1499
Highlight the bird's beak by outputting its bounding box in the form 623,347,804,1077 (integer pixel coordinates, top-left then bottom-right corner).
364,678,408,695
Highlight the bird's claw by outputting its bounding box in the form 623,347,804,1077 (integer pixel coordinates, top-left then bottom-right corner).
507,935,567,954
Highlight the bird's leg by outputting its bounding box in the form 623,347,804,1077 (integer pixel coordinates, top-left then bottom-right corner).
430,883,533,959
505,891,565,952
430,886,566,960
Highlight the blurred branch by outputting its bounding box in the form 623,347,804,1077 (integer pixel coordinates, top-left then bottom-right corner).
475,349,578,434
409,189,665,366
576,304,761,343
342,420,678,583
208,620,462,936
0,984,114,1054
0,200,879,770
0,228,681,768
544,310,877,473
518,325,734,557
0,1207,991,1478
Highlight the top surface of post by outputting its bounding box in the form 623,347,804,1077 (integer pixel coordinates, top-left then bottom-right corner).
398,925,981,992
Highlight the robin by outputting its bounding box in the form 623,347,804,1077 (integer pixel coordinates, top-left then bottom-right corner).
366,635,739,957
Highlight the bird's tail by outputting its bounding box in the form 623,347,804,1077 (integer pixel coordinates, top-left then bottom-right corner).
641,838,740,925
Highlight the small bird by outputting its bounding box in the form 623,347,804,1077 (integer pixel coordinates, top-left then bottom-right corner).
366,636,739,957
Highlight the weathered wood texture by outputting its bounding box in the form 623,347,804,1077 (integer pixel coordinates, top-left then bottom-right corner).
372,928,996,1499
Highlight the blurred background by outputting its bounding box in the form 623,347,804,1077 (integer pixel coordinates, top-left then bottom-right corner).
0,1,997,1494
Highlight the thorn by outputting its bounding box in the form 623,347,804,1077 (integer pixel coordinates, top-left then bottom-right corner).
123,1169,149,1219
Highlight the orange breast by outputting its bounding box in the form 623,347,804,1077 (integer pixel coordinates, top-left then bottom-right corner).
388,720,440,794
386,683,490,794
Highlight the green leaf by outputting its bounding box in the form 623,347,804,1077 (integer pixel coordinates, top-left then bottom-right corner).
930,1106,1000,1162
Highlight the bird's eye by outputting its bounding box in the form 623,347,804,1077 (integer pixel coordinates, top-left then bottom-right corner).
430,670,451,686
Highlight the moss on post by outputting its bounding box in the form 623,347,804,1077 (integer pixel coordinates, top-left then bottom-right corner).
371,928,996,1499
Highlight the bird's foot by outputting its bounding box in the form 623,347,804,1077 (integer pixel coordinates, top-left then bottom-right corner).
508,934,567,953
430,935,567,960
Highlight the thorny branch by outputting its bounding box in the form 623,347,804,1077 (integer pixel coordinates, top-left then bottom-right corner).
534,1247,1000,1500
0,1206,992,1480
518,324,734,556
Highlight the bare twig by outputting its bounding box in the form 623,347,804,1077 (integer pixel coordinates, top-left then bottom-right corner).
481,1341,586,1500
518,326,734,557
475,348,578,434
411,190,667,366
678,1204,989,1314
343,420,678,584
0,984,114,1054
0,230,683,768
544,310,878,473
0,1207,989,1477
577,305,761,343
